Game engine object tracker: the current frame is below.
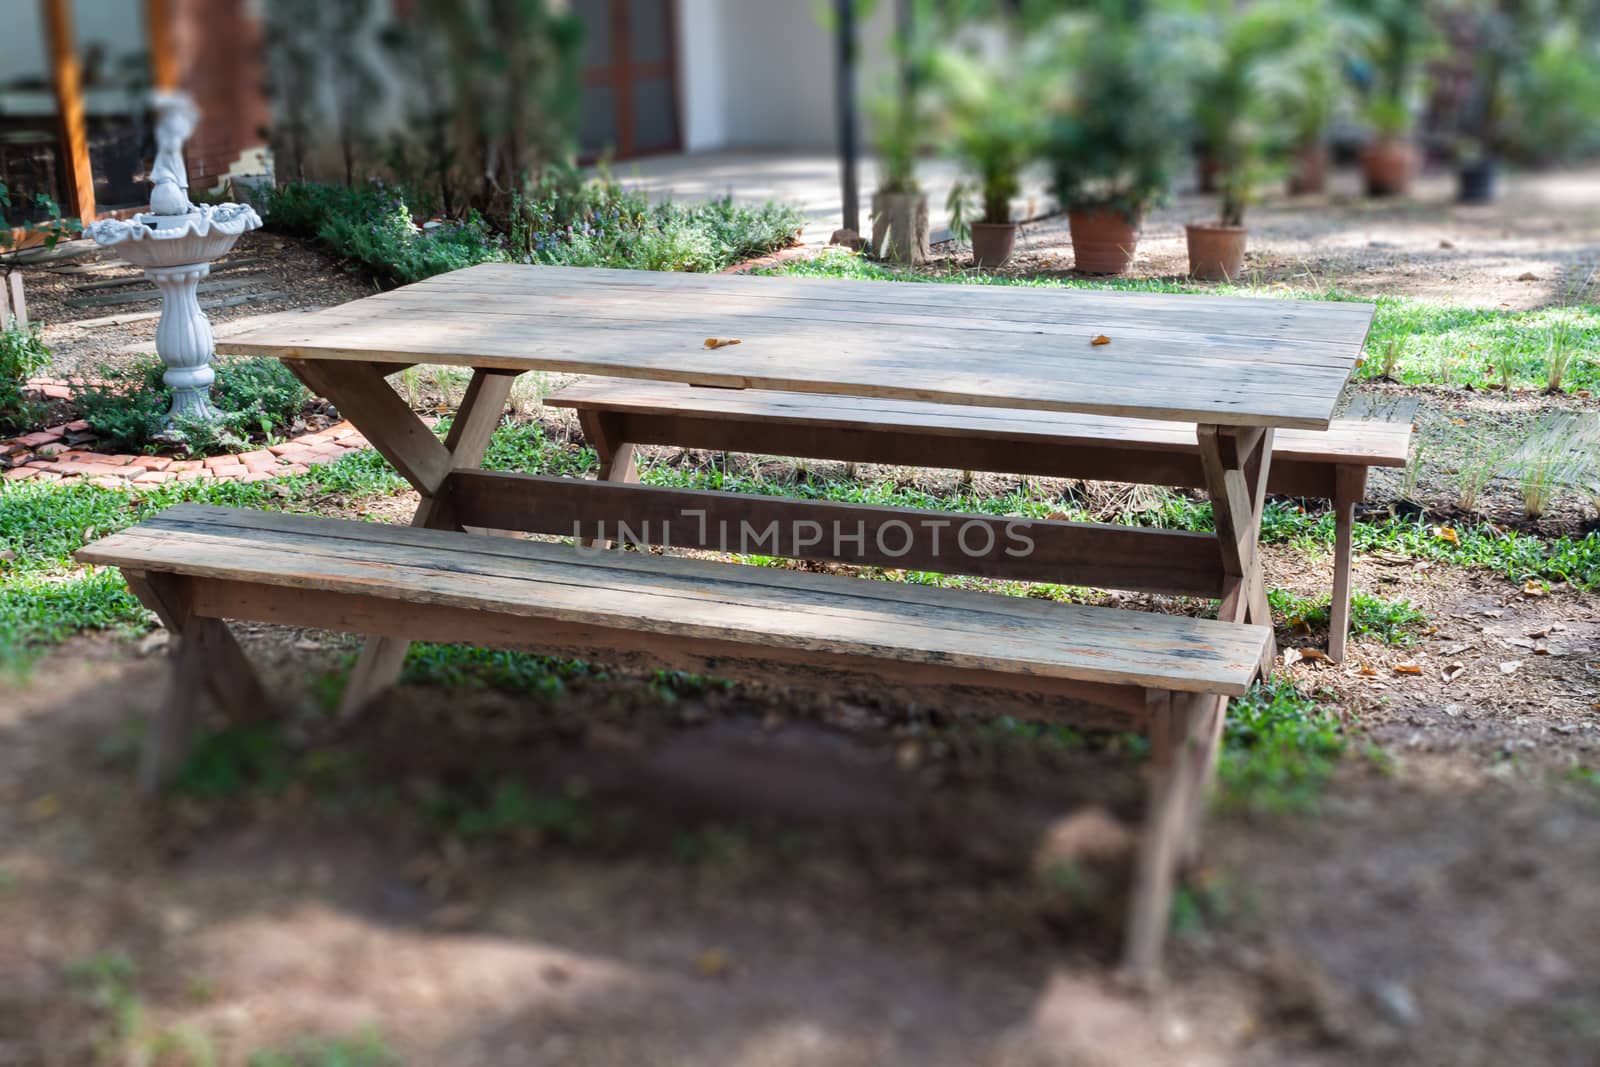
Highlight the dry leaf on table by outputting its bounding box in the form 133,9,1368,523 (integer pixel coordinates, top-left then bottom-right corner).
1091,334,1112,346
704,337,742,349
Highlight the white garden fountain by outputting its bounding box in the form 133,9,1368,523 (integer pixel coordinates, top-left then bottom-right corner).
87,92,262,424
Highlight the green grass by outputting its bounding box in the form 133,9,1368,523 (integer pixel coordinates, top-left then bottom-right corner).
1218,680,1349,814
1269,589,1430,646
769,248,1600,392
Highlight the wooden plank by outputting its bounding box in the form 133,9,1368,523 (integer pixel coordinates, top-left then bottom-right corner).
187,576,1152,731
441,469,1228,597
425,263,1377,340
44,0,96,221
363,288,1367,367
65,277,265,309
547,380,1412,466
67,291,286,329
216,265,1372,430
78,505,1269,695
223,300,1359,398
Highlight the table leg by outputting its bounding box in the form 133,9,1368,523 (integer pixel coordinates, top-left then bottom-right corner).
288,360,518,714
1197,425,1277,672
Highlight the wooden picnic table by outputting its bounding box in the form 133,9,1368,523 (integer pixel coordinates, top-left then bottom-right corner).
220,263,1374,709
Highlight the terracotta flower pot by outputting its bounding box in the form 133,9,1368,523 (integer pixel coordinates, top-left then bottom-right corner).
1068,208,1140,275
1185,222,1248,282
1360,139,1416,197
969,222,1018,269
1287,142,1329,195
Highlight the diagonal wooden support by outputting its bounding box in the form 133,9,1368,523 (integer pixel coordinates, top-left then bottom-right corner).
1197,424,1276,671
305,364,520,716
123,570,276,794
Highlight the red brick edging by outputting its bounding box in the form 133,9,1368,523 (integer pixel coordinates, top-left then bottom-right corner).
2,377,371,487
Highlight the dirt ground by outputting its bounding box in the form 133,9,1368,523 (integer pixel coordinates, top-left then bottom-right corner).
2,531,1598,1065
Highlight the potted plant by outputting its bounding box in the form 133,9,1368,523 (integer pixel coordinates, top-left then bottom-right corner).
1345,0,1435,197
1042,7,1189,275
1185,3,1299,281
1269,0,1365,195
930,30,1046,269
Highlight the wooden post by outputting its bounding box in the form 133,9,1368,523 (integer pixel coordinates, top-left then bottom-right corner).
145,0,181,92
42,0,96,223
834,0,860,235
5,274,27,328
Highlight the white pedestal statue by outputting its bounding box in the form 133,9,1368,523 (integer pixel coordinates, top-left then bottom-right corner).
87,92,262,425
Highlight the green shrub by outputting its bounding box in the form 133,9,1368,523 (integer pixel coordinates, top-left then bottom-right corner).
0,316,51,433
72,357,309,455
267,177,803,284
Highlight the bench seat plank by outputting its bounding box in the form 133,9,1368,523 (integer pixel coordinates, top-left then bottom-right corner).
78,505,1268,697
547,378,1412,468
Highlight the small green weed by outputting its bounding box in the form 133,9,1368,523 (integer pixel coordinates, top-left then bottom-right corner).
1218,680,1347,814
433,779,594,844
1269,589,1428,646
248,1029,397,1067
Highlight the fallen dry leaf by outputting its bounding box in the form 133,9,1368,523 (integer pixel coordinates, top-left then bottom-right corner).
1523,581,1547,597
1091,334,1112,346
1500,660,1523,674
1433,525,1459,544
1358,664,1380,677
695,948,733,978
1395,662,1423,675
1441,662,1465,683
704,337,742,349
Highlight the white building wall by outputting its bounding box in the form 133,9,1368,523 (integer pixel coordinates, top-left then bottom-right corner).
675,0,895,153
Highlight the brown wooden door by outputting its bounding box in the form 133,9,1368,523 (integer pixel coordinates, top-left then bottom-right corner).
573,0,680,161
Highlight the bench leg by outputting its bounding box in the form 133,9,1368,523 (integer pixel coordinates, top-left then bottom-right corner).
577,410,640,485
1197,426,1277,673
124,571,275,794
323,367,518,717
1327,466,1365,663
1124,691,1221,984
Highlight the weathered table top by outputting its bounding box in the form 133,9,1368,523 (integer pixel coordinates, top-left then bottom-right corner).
219,263,1375,429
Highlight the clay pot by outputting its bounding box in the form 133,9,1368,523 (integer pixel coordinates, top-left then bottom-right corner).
1360,139,1416,197
870,190,931,264
1185,222,1248,282
1068,208,1140,275
1456,159,1497,204
969,222,1018,269
1287,142,1329,195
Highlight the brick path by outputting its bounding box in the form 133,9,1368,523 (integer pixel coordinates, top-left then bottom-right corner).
1,378,371,486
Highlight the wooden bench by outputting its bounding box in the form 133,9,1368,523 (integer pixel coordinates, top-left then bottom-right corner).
79,502,1270,980
549,379,1412,662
